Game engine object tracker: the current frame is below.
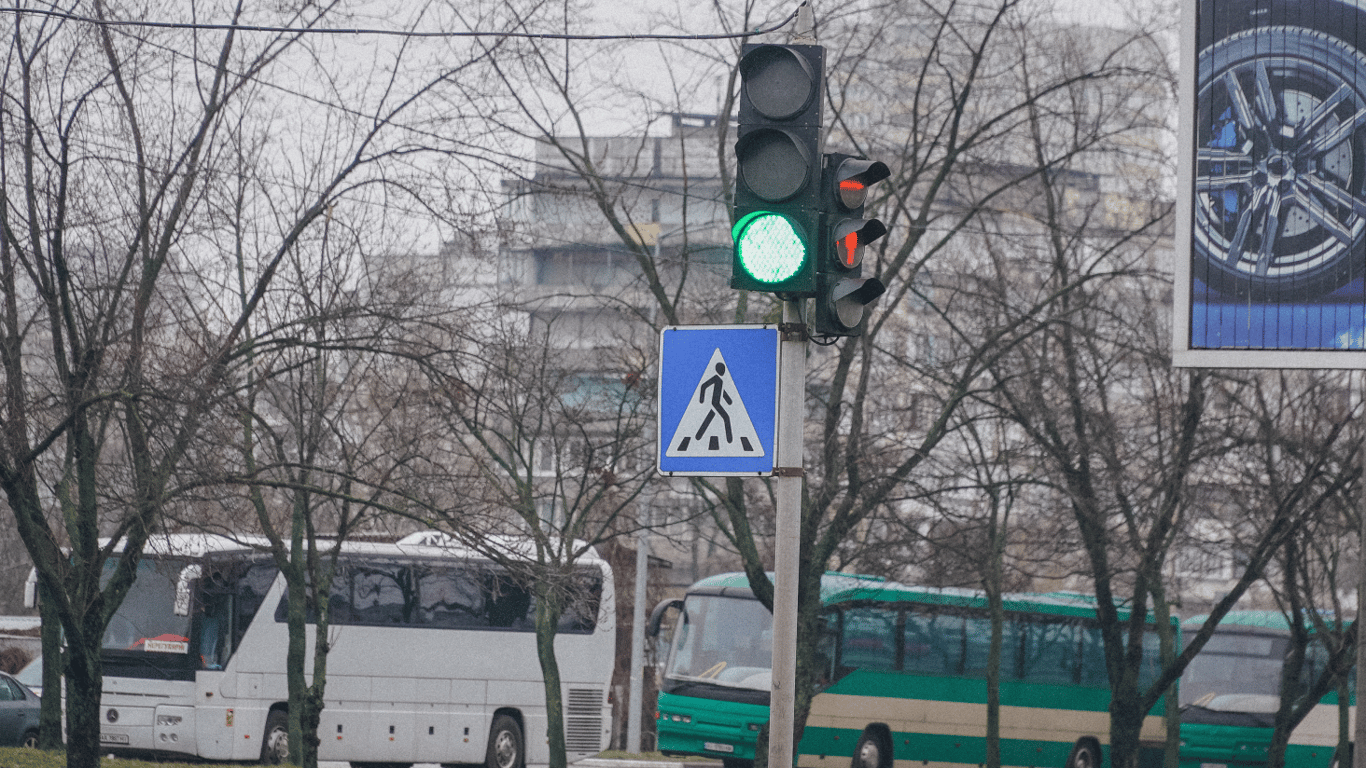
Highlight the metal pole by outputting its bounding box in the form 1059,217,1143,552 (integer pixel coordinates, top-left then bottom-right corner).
627,511,649,753
1355,371,1365,768
770,299,806,768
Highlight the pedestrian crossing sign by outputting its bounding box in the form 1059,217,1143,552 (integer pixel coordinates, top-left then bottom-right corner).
657,325,779,476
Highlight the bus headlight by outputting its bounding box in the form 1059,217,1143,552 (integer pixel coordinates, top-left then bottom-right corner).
157,715,182,726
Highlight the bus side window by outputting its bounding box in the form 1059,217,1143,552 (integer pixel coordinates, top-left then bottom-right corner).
1019,617,1079,685
485,572,534,630
417,566,486,628
1078,624,1107,688
199,593,232,669
840,606,898,671
557,571,603,634
904,608,964,676
351,563,412,625
815,611,838,686
961,614,1020,679
328,565,354,624
235,563,277,643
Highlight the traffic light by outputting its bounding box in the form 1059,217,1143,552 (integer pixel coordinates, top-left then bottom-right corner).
731,43,824,296
814,153,891,336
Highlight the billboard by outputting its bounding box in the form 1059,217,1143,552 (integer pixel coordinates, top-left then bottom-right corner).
1175,0,1366,367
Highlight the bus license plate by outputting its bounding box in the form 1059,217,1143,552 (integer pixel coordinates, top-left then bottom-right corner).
100,733,130,745
1200,764,1228,768
705,743,735,753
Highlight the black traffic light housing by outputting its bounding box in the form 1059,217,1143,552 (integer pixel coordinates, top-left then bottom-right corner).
814,153,891,336
731,43,825,296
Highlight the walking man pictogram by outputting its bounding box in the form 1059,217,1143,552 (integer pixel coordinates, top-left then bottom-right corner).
695,362,733,449
665,346,761,458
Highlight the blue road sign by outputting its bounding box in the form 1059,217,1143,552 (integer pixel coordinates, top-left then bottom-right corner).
658,325,779,476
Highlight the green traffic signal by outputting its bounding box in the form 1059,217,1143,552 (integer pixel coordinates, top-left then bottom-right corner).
733,211,810,287
731,42,823,297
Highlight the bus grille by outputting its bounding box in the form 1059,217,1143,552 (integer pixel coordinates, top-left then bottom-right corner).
564,687,604,756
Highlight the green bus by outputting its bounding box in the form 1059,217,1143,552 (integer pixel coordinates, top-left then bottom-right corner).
1178,611,1353,768
651,572,1171,768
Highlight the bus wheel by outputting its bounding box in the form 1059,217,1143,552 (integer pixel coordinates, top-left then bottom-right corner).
260,710,289,764
721,759,753,768
486,714,524,768
20,730,38,749
1066,740,1099,768
852,730,887,768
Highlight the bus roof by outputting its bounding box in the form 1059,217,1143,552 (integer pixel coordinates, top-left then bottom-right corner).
688,572,1156,621
1182,610,1340,633
99,531,604,565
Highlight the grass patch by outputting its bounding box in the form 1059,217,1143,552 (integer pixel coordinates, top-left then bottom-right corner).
0,749,240,768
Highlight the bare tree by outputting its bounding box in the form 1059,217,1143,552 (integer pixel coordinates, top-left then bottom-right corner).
1222,373,1360,768
981,64,1360,764
440,0,1190,764
0,3,501,764
227,252,438,767
380,294,657,768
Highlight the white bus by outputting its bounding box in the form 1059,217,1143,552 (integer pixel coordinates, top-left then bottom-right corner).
28,532,614,766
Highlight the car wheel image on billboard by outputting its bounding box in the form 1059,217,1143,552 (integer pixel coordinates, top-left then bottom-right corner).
1183,0,1366,361
1197,26,1366,299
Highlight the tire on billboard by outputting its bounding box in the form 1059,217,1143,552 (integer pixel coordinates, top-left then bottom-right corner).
1194,0,1366,302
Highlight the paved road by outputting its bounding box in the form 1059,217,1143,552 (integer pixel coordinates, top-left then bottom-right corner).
319,759,719,768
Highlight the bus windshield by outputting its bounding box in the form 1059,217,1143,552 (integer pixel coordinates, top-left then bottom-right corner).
102,557,193,654
1181,632,1285,709
664,594,773,691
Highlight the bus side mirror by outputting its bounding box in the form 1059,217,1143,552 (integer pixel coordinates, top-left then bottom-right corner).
647,598,683,638
23,568,37,609
175,565,202,616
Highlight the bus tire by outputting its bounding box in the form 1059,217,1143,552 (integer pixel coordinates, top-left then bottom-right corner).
1333,744,1354,768
1066,740,1100,768
20,729,38,749
486,714,524,768
260,709,289,764
852,729,889,768
721,759,753,768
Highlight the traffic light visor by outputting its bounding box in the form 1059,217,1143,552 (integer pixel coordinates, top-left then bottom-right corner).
734,212,809,284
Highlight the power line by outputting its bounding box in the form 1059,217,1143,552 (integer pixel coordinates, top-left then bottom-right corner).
1,4,801,40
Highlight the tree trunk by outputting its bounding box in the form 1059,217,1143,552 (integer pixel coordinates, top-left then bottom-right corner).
985,571,1003,768
302,553,335,768
64,615,104,768
1152,591,1180,768
536,581,567,768
1108,686,1145,768
791,564,827,757
37,582,63,750
1267,720,1294,768
1337,676,1351,768
984,497,1006,768
286,542,309,765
